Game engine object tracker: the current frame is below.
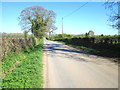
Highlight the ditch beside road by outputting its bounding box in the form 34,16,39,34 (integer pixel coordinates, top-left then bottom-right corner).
44,39,118,88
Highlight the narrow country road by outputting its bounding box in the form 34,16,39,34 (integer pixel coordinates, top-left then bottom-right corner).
44,39,118,88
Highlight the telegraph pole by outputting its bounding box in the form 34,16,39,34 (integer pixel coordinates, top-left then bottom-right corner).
118,2,120,35
62,17,64,39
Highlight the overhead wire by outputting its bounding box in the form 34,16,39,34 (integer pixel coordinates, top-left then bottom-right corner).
64,2,88,18
56,2,88,33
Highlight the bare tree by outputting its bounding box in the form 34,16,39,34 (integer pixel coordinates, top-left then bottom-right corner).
105,0,120,35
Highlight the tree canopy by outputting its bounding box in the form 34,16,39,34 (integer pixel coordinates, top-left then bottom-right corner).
19,6,56,39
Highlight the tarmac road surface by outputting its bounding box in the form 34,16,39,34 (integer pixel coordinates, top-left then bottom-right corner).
44,39,118,88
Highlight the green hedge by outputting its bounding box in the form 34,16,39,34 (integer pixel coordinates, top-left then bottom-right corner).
2,40,44,88
54,36,120,58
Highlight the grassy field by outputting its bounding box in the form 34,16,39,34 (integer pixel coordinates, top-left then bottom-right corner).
2,40,44,88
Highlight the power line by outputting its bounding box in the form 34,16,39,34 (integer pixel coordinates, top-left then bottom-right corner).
56,2,88,35
64,2,88,18
57,2,88,28
61,2,88,37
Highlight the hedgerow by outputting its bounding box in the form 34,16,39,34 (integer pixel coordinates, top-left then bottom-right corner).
2,40,44,88
53,35,120,58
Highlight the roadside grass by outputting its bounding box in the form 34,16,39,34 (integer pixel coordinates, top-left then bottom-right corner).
54,40,97,52
2,40,44,88
53,40,120,60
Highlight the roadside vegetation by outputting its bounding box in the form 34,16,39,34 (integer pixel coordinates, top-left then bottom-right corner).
1,5,56,88
2,33,44,88
47,34,120,61
2,40,44,88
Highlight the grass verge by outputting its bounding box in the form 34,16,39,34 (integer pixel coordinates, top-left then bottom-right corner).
54,40,97,52
2,40,44,88
53,40,120,61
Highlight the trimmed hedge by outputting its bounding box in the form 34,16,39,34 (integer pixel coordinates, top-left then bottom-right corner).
54,36,120,58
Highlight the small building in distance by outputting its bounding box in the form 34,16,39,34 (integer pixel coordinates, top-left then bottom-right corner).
88,30,94,36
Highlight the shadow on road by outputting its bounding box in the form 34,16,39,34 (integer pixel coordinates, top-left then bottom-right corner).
44,42,118,65
44,43,94,62
44,44,89,54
